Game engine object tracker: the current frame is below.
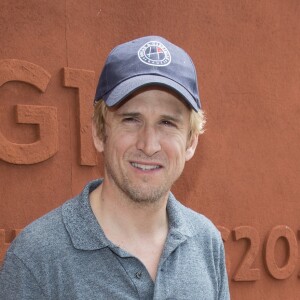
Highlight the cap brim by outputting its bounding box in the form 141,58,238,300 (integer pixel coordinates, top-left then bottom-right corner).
103,75,200,111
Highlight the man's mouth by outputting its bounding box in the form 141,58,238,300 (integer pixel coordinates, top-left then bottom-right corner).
130,162,162,171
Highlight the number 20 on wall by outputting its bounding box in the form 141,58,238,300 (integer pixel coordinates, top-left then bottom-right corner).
218,225,299,281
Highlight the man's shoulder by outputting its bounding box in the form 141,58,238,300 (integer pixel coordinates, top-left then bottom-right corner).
171,196,221,241
7,199,73,262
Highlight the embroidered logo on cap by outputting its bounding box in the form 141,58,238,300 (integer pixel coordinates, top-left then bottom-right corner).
138,41,171,66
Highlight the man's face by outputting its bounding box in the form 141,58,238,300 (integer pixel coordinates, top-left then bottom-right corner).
93,87,198,204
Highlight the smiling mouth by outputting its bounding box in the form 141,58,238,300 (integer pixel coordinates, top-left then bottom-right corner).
131,162,162,171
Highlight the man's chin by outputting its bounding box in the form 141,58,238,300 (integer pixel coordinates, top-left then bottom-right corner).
123,185,170,205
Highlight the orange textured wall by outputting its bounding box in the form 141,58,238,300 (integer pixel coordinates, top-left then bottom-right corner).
1,1,300,299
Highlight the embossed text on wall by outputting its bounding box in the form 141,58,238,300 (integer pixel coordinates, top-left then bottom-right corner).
0,59,96,166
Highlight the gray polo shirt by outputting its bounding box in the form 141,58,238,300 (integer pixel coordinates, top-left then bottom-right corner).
0,180,230,299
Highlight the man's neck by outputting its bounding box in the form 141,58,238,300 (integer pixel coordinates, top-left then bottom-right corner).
89,181,169,281
90,182,169,238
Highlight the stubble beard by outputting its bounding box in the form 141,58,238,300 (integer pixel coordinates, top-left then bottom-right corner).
104,160,172,205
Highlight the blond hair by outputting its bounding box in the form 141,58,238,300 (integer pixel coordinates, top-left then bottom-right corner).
93,100,206,141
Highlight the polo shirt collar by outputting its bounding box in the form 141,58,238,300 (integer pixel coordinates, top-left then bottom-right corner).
62,179,195,251
62,179,111,250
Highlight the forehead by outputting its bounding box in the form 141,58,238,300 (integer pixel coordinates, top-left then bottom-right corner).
114,86,191,115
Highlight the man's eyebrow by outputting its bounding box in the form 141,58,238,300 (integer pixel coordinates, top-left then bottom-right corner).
160,114,184,123
115,112,184,122
116,112,141,118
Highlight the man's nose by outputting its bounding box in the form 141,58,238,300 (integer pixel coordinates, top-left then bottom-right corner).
136,125,161,156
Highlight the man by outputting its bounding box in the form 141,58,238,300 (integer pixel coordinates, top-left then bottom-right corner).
0,36,230,299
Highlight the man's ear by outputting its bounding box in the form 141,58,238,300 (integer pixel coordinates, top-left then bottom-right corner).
92,122,104,153
185,134,199,161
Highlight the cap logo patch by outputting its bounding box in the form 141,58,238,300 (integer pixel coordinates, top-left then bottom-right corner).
138,41,171,66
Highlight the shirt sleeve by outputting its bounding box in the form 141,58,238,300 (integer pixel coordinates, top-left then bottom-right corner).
0,251,47,300
217,241,231,300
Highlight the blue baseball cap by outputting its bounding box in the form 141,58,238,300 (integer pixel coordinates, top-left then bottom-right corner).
94,36,201,111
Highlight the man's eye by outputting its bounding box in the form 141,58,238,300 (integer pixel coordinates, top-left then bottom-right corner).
123,117,138,123
161,120,175,127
